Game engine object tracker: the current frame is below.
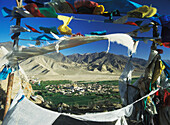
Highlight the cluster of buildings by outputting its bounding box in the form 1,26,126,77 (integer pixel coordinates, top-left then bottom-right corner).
45,83,119,96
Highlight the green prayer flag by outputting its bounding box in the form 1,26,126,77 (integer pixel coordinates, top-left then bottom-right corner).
39,7,58,18
39,26,59,34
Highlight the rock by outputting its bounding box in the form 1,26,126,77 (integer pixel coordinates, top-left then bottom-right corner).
113,104,122,109
57,102,69,108
87,66,94,71
62,103,70,108
45,103,51,109
101,64,107,72
30,95,44,104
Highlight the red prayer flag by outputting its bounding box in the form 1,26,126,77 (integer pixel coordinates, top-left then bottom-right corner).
66,1,77,13
25,24,42,34
163,89,170,106
162,42,170,48
124,21,138,26
156,49,163,54
24,3,45,17
74,0,98,9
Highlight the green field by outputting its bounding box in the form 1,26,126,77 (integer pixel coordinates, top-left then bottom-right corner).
31,79,137,107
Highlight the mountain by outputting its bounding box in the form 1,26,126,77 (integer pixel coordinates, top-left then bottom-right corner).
45,52,73,64
19,51,147,81
0,41,149,81
0,41,13,51
67,52,147,72
21,51,147,75
20,55,77,76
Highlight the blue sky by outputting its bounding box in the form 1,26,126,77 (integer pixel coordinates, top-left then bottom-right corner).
0,0,170,60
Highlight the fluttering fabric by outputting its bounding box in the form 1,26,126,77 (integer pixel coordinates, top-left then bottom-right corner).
31,34,56,41
93,5,105,15
127,0,142,8
105,16,143,27
113,15,128,24
1,7,24,18
2,81,160,125
3,35,105,66
24,3,45,17
50,31,61,53
1,0,161,27
145,96,158,115
101,34,136,54
67,0,138,12
119,59,134,105
160,27,170,48
50,31,60,40
0,65,12,80
24,0,47,7
25,0,143,13
74,0,103,14
128,23,151,37
2,4,57,18
144,49,160,81
57,15,73,35
47,0,75,13
127,0,161,24
39,26,59,34
11,33,21,40
134,20,143,26
25,0,50,5
74,0,99,9
159,15,170,48
124,21,138,26
25,24,42,33
127,5,157,18
2,34,135,67
1,7,13,17
104,15,128,24
146,50,158,68
151,60,165,84
2,89,133,125
162,60,170,79
90,30,107,35
13,7,34,17
39,7,58,18
10,25,31,34
132,37,159,44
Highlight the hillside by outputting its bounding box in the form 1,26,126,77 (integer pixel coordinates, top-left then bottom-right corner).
1,41,169,81
20,51,148,81
67,52,147,72
0,41,13,51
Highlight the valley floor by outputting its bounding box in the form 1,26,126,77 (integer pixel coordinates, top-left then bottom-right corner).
37,73,121,81
34,71,141,81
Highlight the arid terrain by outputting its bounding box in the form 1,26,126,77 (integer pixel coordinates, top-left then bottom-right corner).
0,42,169,124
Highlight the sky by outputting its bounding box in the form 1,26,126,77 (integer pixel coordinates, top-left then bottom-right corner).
0,0,170,60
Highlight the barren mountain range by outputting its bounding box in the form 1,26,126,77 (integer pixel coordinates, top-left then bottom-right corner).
20,52,146,81
0,42,169,81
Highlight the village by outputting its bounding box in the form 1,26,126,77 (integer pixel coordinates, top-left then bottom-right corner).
44,82,119,96
33,81,122,114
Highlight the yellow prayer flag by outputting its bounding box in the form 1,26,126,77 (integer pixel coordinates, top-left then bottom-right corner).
57,15,73,35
